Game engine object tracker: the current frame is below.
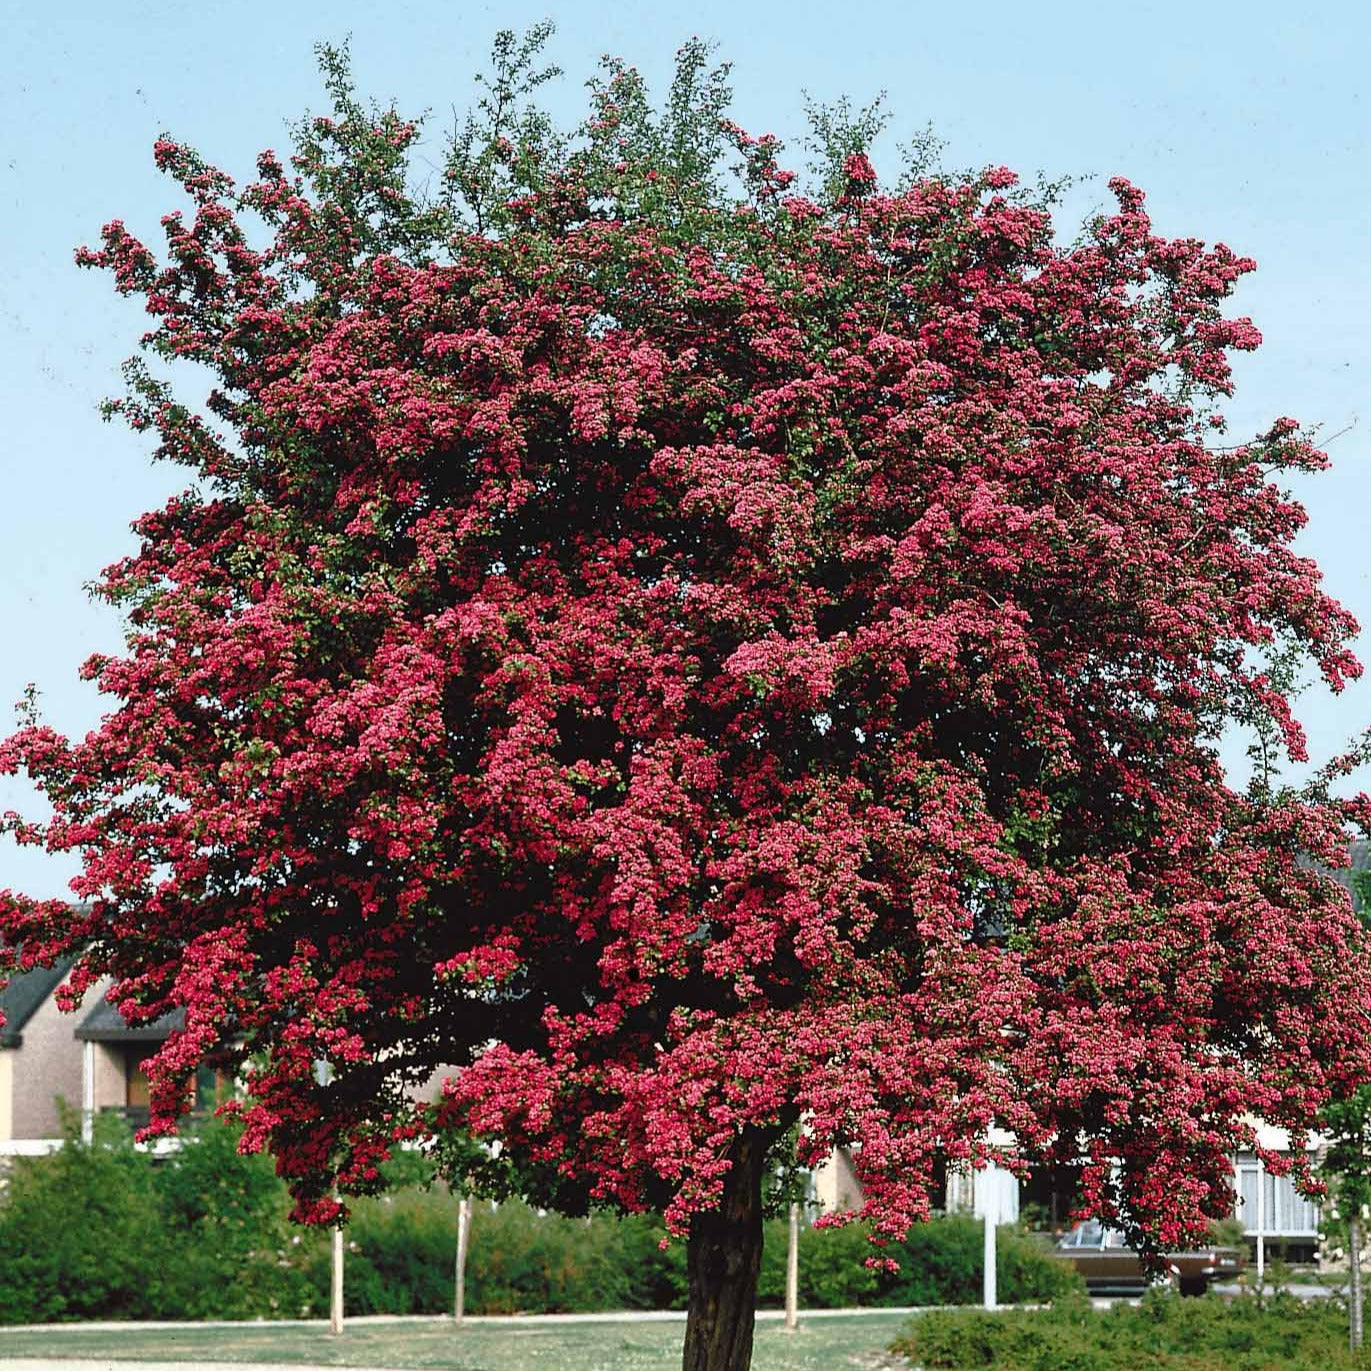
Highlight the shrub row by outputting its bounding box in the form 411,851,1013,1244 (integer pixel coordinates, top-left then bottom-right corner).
0,1116,1076,1322
330,1196,1078,1317
893,1290,1369,1371
325,1193,686,1316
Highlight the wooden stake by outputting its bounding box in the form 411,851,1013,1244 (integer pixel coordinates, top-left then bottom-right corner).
784,1202,799,1332
330,1221,344,1335
454,1194,473,1324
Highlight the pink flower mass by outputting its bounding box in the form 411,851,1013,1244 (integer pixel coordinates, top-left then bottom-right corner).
1,36,1368,1369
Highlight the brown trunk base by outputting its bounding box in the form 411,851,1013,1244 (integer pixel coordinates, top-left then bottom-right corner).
681,1128,771,1371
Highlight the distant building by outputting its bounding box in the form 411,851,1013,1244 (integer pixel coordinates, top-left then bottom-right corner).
941,1123,1321,1260
811,1145,863,1214
75,999,189,1134
0,960,185,1151
0,959,80,1142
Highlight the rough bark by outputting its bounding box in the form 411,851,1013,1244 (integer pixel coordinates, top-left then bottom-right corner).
682,1128,771,1371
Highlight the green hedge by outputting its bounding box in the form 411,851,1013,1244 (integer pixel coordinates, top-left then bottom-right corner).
893,1290,1371,1371
0,1115,169,1321
318,1198,1074,1317
0,1112,315,1322
315,1197,689,1316
0,1117,1075,1321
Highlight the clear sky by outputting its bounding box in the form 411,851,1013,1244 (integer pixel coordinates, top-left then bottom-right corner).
1,0,1367,898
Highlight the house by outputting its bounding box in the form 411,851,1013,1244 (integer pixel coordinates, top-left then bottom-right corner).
0,959,81,1144
0,959,186,1151
938,1123,1323,1261
1231,1121,1322,1262
75,999,190,1134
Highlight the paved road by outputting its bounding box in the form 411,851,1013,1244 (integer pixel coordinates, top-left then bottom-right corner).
0,1308,926,1332
0,1363,357,1371
1211,1280,1334,1300
0,1308,929,1371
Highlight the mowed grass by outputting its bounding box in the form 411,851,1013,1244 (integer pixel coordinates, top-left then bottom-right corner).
0,1312,913,1370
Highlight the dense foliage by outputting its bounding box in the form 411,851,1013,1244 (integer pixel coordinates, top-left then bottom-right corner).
1,26,1368,1368
892,1290,1371,1371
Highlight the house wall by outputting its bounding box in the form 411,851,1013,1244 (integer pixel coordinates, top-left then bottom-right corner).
9,986,87,1138
8,983,124,1140
813,1147,863,1213
90,1042,127,1114
1231,1119,1323,1247
944,1163,1022,1224
411,1064,463,1104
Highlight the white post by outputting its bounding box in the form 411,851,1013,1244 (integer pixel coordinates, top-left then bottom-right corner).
784,1201,800,1331
1255,1154,1265,1292
1351,1212,1363,1351
313,1058,345,1335
981,1169,998,1310
330,1221,345,1334
454,1195,472,1323
81,1040,95,1144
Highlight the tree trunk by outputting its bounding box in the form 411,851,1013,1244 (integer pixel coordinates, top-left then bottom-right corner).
1351,1212,1363,1352
682,1128,770,1371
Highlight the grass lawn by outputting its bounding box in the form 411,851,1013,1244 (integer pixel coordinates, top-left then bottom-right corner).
0,1312,913,1370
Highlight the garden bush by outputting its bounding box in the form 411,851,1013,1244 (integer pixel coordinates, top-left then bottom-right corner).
312,1188,457,1315
324,1196,689,1316
0,1113,170,1321
462,1201,631,1314
332,1201,1075,1316
0,1111,321,1324
151,1107,317,1319
610,1210,691,1310
893,1289,1371,1371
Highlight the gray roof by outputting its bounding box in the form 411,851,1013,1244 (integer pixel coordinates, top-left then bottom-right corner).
75,1000,184,1043
0,959,75,1048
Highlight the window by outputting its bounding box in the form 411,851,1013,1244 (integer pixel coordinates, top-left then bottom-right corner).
1232,1155,1319,1236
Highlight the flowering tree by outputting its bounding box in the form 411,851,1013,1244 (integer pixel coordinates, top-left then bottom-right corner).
3,32,1370,1371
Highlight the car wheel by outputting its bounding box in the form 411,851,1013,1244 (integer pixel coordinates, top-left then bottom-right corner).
1177,1276,1208,1297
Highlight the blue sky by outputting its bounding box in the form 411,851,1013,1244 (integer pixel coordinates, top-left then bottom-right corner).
1,0,1367,898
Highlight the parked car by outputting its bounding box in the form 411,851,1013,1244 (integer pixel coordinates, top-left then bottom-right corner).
1055,1219,1245,1296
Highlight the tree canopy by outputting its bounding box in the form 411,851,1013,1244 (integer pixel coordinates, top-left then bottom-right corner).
2,30,1369,1370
